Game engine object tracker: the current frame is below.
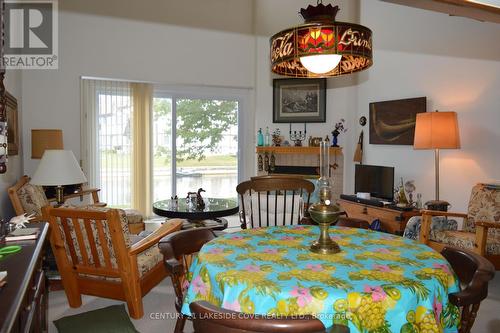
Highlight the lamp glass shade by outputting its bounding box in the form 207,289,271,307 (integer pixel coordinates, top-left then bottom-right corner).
413,112,460,149
31,150,87,186
31,129,64,159
299,54,342,74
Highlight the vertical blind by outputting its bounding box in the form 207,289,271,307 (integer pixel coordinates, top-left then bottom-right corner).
81,79,134,208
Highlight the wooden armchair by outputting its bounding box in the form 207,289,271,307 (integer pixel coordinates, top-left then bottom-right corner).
441,247,495,333
159,228,217,333
419,183,500,269
9,175,145,234
8,175,102,222
42,206,183,318
236,177,315,229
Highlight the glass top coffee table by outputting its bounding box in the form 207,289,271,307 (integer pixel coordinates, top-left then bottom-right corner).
152,197,239,231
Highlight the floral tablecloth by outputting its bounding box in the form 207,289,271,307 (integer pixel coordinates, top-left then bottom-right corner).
181,225,460,333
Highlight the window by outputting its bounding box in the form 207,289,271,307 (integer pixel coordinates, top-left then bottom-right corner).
82,79,247,216
152,95,239,202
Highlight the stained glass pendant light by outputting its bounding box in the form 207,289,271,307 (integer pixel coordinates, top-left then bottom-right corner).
270,1,373,77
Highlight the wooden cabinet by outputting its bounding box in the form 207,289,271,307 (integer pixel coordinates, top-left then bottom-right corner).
338,199,420,235
0,223,49,333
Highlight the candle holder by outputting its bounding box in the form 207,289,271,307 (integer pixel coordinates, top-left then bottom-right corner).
290,130,306,146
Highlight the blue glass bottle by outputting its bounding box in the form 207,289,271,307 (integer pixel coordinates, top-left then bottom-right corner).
257,128,264,146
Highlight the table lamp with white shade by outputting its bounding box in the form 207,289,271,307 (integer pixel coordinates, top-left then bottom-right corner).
30,150,87,205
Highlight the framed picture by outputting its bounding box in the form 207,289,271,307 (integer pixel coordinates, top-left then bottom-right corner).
6,91,19,155
273,78,326,123
369,97,426,145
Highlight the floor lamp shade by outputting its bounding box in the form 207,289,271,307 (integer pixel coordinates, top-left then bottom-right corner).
31,129,64,159
413,111,460,207
414,112,460,149
31,150,87,186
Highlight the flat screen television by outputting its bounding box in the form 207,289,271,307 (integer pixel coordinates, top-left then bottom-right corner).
355,164,394,201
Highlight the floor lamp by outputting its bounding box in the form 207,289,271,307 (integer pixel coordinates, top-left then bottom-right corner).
413,111,460,211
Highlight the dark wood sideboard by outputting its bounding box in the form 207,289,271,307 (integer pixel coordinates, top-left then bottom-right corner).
0,223,49,333
338,199,420,235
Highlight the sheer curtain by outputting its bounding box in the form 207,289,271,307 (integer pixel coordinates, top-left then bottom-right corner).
81,78,153,215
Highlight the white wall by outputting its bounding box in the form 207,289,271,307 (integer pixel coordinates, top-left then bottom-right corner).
357,0,500,212
0,70,23,219
21,11,256,182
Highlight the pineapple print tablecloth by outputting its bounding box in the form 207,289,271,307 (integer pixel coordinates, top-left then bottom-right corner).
181,225,460,333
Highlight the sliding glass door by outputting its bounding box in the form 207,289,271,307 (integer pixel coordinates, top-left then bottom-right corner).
153,94,239,202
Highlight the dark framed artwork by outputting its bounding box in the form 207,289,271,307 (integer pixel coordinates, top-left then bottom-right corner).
273,78,326,123
6,91,19,155
369,97,426,145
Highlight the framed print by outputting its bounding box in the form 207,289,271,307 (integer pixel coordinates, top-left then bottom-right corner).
369,96,426,145
273,78,326,123
6,91,19,155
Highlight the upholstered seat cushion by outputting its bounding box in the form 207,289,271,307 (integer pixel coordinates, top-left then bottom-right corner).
17,183,48,216
431,230,500,255
123,209,144,224
403,216,458,240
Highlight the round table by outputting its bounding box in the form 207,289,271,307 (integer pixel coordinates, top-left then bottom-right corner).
181,225,460,332
152,198,239,231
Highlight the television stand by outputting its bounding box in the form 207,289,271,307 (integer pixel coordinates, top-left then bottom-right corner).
338,198,420,235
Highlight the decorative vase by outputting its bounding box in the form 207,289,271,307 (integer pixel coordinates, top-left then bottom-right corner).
331,130,339,147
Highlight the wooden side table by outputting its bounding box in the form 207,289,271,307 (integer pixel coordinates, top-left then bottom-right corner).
338,199,420,235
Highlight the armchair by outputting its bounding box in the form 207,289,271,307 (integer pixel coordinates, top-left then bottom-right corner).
419,183,500,269
8,175,145,234
42,206,183,318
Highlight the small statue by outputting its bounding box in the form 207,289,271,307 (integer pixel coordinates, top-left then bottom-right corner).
9,213,35,229
196,188,206,210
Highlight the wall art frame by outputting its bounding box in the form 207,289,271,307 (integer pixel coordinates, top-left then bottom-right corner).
369,96,426,145
273,78,326,123
6,91,18,155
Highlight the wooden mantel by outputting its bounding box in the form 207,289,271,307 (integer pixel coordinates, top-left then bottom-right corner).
256,146,342,155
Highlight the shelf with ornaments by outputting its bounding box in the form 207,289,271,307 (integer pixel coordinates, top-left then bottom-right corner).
255,146,342,155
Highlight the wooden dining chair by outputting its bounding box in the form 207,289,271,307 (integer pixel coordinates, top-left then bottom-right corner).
236,177,314,229
159,228,217,333
190,301,350,333
43,206,183,319
441,247,495,333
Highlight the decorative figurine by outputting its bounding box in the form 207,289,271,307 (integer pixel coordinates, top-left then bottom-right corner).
396,178,408,207
196,188,206,210
404,180,416,205
9,213,35,229
270,153,276,172
264,152,270,171
257,154,263,171
272,129,282,146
